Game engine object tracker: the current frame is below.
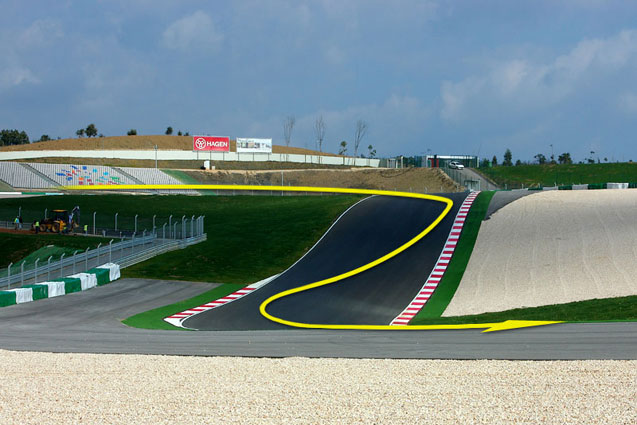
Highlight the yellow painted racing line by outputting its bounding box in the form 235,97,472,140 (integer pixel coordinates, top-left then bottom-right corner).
67,184,561,332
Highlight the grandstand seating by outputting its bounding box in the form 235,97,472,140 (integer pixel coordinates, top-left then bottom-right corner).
0,162,54,188
0,161,196,193
29,163,136,186
118,167,182,185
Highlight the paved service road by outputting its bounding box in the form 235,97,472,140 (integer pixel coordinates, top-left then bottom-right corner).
0,278,634,359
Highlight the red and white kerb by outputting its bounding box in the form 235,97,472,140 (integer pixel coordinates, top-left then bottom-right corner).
390,191,480,326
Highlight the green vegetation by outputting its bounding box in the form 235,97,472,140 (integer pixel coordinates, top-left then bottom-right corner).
123,283,243,330
479,162,637,188
0,233,108,269
0,181,14,191
411,191,495,321
409,295,637,325
0,194,360,283
162,169,201,185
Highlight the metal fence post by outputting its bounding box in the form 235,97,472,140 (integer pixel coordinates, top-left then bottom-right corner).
21,261,25,286
45,208,48,219
174,222,177,239
191,215,195,238
93,211,96,235
60,254,65,277
7,262,12,289
109,239,113,263
135,214,138,234
85,248,89,271
115,212,118,231
132,234,135,254
72,250,79,274
47,256,52,281
181,216,186,240
153,215,156,232
34,258,39,283
169,215,173,237
162,223,166,239
96,243,102,266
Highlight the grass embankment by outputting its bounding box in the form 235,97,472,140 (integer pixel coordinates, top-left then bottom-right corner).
479,162,637,188
411,191,495,322
0,194,360,283
410,296,637,325
0,233,108,269
122,283,243,330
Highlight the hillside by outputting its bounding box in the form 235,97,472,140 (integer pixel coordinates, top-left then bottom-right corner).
181,167,460,193
0,135,341,156
479,162,637,188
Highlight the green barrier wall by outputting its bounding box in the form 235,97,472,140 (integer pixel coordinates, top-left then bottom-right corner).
0,291,17,307
22,284,48,300
88,268,111,286
52,277,82,294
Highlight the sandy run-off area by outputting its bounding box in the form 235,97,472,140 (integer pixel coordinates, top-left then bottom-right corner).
0,350,634,424
444,190,637,316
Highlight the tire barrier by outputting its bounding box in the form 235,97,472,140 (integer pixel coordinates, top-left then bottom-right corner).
0,263,121,308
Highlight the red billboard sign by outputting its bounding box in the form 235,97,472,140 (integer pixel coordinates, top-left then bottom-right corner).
193,136,230,152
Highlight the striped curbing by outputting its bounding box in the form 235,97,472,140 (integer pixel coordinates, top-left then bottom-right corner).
0,263,121,308
163,274,279,328
390,191,480,326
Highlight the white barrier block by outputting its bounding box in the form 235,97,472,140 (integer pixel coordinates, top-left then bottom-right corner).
70,273,97,290
8,288,33,304
607,182,629,189
573,184,589,190
97,263,121,281
41,281,66,297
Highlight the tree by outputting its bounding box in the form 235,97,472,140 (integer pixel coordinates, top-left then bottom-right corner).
367,144,376,158
515,159,522,166
85,123,98,138
353,120,368,157
283,116,295,147
338,140,347,155
480,158,490,168
177,130,182,136
127,129,137,136
38,134,51,142
558,152,572,164
534,153,547,164
184,131,189,136
503,149,513,166
492,155,498,166
76,129,85,138
165,126,173,135
314,115,325,152
0,129,29,146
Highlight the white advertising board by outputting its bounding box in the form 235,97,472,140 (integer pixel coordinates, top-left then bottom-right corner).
236,138,272,153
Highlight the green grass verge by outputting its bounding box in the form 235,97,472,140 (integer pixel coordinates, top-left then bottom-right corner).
409,296,637,325
122,283,243,330
0,234,109,269
410,191,495,321
161,169,201,184
0,194,360,283
479,162,637,188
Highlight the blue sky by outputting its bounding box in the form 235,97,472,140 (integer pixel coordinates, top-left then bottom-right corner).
2,1,637,162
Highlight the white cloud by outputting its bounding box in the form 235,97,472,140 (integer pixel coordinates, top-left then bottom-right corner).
19,19,64,47
162,11,223,51
618,92,637,113
0,66,40,90
441,29,637,121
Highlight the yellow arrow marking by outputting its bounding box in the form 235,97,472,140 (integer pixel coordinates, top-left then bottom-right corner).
66,184,562,332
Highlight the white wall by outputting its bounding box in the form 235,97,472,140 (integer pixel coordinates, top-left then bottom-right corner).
0,150,380,167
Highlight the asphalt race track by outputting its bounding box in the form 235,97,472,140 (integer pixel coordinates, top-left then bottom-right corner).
185,193,467,330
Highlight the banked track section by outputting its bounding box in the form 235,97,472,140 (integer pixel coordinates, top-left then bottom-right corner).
182,192,467,330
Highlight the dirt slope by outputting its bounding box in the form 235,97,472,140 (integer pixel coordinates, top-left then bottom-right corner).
183,167,460,192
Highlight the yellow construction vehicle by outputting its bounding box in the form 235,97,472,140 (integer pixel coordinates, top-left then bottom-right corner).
33,206,80,233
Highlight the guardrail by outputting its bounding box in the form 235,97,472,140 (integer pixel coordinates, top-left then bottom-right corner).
1,216,206,289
